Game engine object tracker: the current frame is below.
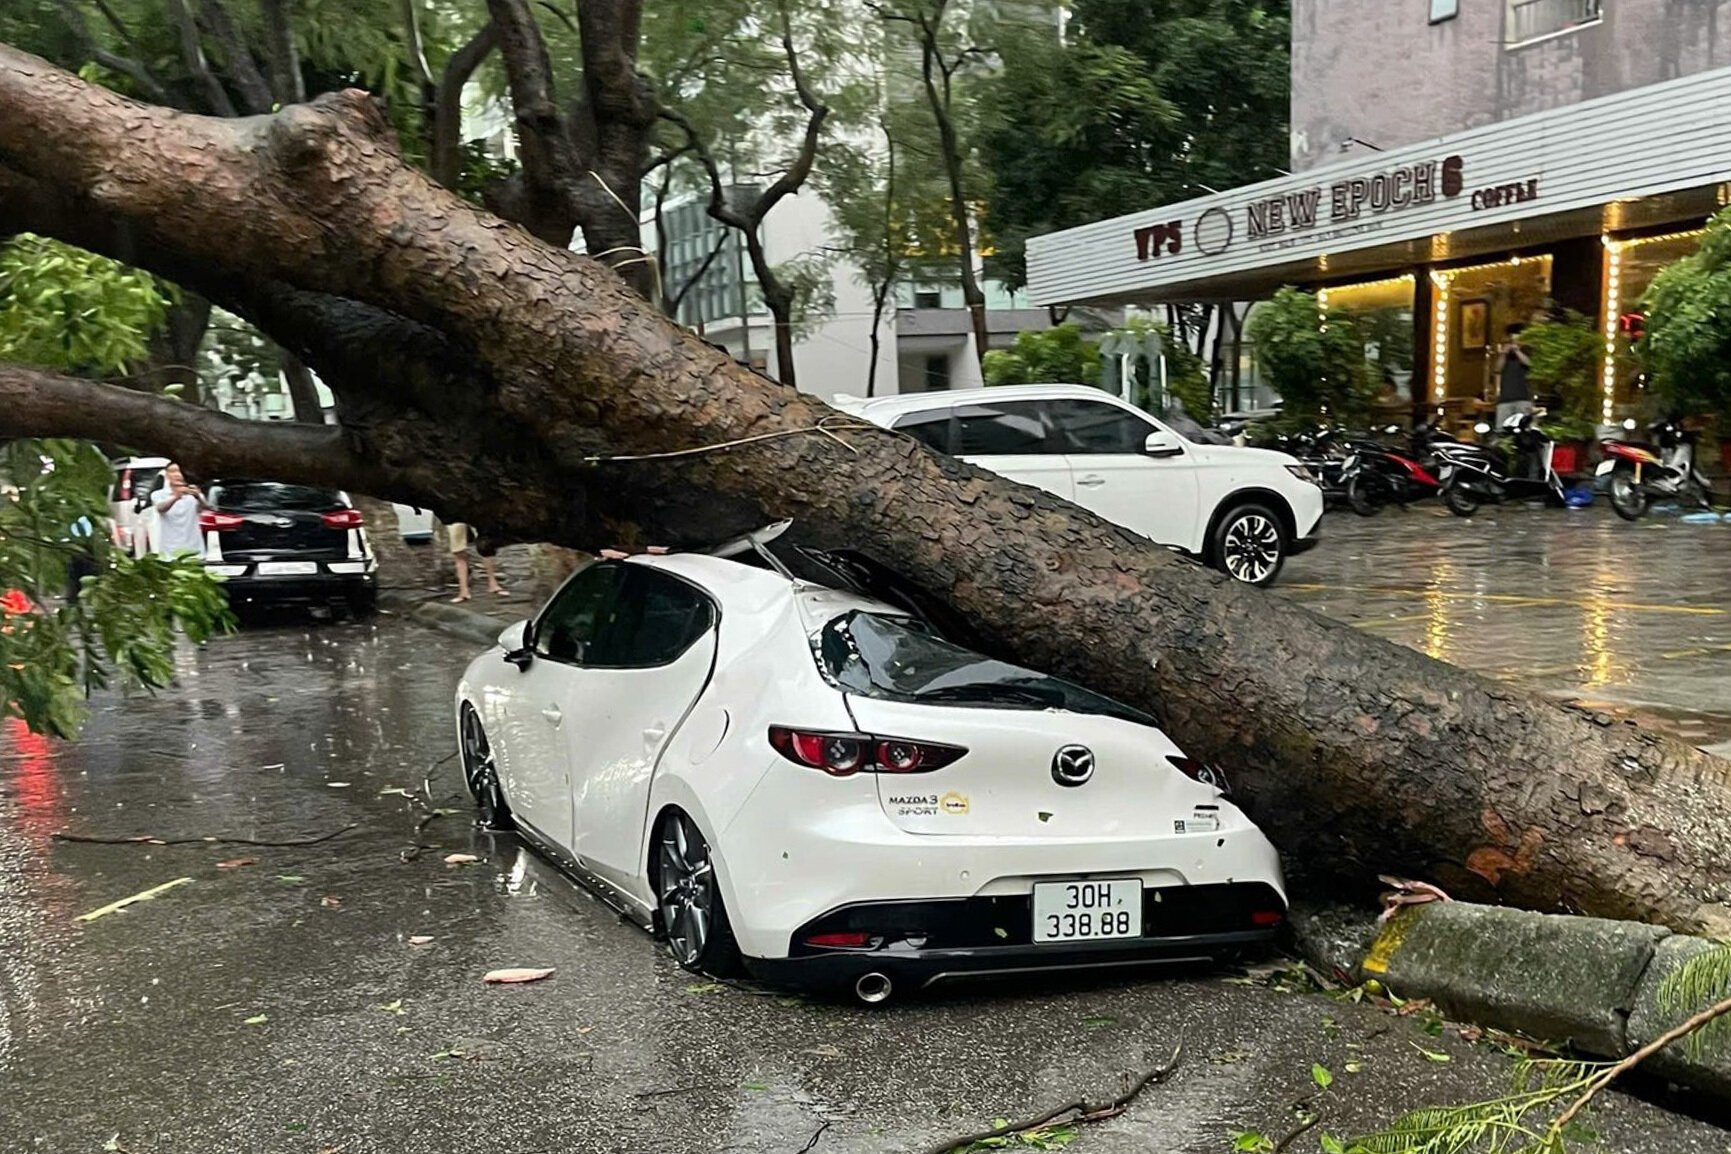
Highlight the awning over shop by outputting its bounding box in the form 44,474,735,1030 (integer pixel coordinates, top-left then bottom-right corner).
1026,65,1731,307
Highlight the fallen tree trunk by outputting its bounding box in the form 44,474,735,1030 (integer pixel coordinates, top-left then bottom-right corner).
2,45,1730,932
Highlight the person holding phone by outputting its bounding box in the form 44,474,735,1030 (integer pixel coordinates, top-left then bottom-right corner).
150,462,207,558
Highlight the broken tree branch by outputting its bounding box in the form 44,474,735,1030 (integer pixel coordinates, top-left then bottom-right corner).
916,1042,1183,1154
54,824,359,847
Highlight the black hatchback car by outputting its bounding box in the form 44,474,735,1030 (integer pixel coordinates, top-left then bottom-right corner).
201,481,378,613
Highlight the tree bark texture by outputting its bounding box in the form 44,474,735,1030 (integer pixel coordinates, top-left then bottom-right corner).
3,46,1731,934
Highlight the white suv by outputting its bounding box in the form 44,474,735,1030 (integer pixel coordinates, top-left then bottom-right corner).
839,384,1323,586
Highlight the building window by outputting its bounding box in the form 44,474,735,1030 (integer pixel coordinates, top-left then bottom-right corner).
923,354,951,392
1430,0,1459,23
1507,0,1602,44
914,290,943,310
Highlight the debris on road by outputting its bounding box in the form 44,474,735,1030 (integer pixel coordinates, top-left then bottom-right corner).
482,967,554,984
407,935,434,946
216,857,257,869
75,876,193,922
443,853,479,865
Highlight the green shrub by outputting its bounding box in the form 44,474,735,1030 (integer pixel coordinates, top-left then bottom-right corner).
1245,287,1376,422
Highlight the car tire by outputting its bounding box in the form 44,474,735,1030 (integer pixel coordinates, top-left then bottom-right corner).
654,810,744,978
1344,473,1382,517
1443,485,1479,518
1609,471,1647,521
1212,503,1286,587
459,703,513,830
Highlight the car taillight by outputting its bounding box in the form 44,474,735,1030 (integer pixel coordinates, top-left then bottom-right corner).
769,727,965,776
199,510,244,532
1251,909,1285,928
1167,755,1230,792
320,508,364,529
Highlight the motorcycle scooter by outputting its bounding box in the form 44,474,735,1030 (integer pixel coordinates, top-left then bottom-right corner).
1432,411,1566,517
1595,416,1715,521
1338,425,1442,515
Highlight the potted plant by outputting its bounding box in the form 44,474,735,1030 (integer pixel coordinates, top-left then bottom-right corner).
1523,311,1605,475
1640,207,1731,471
1245,287,1377,426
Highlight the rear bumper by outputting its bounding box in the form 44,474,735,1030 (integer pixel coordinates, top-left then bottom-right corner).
211,564,376,604
745,920,1280,996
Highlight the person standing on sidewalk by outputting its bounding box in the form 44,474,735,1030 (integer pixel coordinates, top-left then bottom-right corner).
448,523,508,603
149,463,206,558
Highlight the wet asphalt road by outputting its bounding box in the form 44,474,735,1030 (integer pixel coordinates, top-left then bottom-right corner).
1285,501,1731,754
3,608,1729,1152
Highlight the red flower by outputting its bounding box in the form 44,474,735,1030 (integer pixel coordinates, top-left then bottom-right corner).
0,589,34,617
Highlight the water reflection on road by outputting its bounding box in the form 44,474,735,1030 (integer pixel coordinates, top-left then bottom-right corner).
1285,504,1731,748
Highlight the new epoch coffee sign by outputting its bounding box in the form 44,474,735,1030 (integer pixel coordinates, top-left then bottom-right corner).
1134,154,1508,262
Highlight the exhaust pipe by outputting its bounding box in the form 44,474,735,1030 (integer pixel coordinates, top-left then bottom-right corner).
853,971,893,1005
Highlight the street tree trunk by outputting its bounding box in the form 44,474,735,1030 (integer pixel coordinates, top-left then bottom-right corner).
4,48,1731,934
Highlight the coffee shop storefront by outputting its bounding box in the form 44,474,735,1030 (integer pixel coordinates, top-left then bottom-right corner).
1024,66,1731,431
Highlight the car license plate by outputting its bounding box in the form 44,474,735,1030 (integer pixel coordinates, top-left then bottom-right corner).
256,561,318,576
1032,879,1142,943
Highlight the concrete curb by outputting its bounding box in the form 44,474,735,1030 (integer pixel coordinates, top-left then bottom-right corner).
378,588,514,648
1351,901,1731,1100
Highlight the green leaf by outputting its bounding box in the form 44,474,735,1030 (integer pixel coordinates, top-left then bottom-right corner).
683,982,722,995
1414,1045,1451,1063
1311,1063,1333,1089
1320,1134,1347,1154
1228,1131,1273,1153
1082,1015,1115,1027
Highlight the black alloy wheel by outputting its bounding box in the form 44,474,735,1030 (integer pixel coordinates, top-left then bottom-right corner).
459,704,512,830
655,811,742,976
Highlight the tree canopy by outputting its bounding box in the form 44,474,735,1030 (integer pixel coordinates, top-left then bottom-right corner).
980,0,1290,289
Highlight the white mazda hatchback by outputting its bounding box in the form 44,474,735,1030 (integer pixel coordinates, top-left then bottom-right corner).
455,544,1286,1003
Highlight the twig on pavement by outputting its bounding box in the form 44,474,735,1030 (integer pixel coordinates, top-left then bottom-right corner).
54,824,359,848
1273,1110,1323,1153
915,1040,1183,1154
795,1121,830,1153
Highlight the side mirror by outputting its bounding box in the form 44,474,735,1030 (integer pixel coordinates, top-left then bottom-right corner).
499,619,533,669
1143,430,1185,458
1473,422,1492,435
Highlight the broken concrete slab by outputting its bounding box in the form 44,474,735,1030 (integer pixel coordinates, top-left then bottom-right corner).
1360,902,1667,1056
1628,934,1731,1099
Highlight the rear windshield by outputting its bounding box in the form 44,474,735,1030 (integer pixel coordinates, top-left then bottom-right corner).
816,611,1153,725
209,482,345,512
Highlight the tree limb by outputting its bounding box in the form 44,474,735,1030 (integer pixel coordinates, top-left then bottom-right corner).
484,0,584,241
258,0,304,105
431,21,499,190
163,0,236,116
399,0,436,91
54,0,173,105
196,0,275,114
0,362,383,490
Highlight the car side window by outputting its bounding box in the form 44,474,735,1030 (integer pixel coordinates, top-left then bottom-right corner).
534,563,622,664
952,401,1054,456
590,567,717,668
1047,399,1156,454
892,412,952,454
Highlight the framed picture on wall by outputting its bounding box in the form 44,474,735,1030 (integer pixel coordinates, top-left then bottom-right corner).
1459,299,1489,349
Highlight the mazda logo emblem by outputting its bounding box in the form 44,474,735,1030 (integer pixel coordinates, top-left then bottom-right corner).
1051,745,1095,787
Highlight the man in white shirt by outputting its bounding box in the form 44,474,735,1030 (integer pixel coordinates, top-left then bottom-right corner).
151,463,207,558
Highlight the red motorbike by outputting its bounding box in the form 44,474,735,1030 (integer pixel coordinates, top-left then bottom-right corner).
1596,417,1714,521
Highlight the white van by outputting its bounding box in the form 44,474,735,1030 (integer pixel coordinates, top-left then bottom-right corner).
839,384,1324,586
109,456,170,558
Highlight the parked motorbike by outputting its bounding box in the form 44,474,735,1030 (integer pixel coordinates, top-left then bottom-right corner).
1596,416,1715,521
1338,425,1442,515
1431,411,1565,517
